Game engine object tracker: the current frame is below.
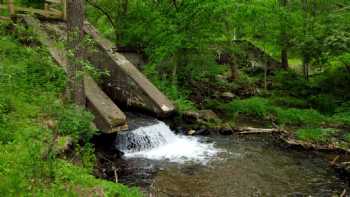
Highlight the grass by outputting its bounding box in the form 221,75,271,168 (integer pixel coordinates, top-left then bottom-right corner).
0,22,141,196
296,128,338,143
219,96,350,144
222,97,328,127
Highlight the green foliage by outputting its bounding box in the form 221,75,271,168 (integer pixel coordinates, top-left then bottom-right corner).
0,23,140,196
332,112,350,128
296,128,338,143
144,64,197,112
344,133,350,143
272,70,310,97
273,108,326,126
56,105,97,142
224,97,271,119
222,97,328,127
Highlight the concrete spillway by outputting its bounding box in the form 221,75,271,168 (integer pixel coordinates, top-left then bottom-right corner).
22,15,175,133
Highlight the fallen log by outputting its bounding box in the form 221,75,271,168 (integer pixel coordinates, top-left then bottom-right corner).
233,127,287,134
282,138,350,155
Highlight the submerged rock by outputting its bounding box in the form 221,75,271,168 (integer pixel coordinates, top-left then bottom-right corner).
186,128,209,136
187,130,196,135
196,128,210,135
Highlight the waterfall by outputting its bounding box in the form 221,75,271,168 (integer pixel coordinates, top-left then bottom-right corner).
115,121,220,164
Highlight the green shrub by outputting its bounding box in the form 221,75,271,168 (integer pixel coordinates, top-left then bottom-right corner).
224,97,271,118
56,105,98,142
344,133,350,143
332,112,350,127
296,128,338,143
270,96,308,108
222,96,328,126
144,64,197,112
273,108,327,126
272,70,310,97
307,94,337,114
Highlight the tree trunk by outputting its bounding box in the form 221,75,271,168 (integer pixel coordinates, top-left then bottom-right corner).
302,0,309,81
67,0,86,106
303,61,309,80
230,62,239,81
281,47,288,69
280,0,289,69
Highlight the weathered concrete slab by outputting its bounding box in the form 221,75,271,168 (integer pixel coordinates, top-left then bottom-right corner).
83,22,175,117
85,75,127,133
22,15,127,133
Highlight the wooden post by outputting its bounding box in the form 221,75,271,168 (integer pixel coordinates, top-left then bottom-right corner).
44,2,49,17
7,0,15,16
62,0,67,20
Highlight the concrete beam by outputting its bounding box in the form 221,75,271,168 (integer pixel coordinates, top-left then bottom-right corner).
83,22,175,117
22,15,127,133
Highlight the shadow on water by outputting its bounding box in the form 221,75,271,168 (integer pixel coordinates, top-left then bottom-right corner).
93,114,350,196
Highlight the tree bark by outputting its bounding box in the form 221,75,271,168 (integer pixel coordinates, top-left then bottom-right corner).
230,61,239,81
67,0,86,106
302,0,309,80
280,0,289,69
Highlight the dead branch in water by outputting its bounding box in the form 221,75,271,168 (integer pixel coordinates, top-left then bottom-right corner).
340,189,346,197
112,166,118,183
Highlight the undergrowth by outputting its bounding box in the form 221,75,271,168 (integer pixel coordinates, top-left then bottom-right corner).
0,22,140,196
220,97,330,127
296,128,338,143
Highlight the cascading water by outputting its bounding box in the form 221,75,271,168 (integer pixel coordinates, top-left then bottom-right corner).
115,121,220,164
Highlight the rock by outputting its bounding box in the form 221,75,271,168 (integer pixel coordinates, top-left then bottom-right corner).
195,128,210,135
187,130,196,135
46,119,57,129
221,92,236,100
215,74,226,82
175,126,186,134
219,123,234,135
183,111,200,123
198,110,218,122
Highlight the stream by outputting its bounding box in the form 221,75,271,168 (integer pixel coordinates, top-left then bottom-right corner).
95,115,349,196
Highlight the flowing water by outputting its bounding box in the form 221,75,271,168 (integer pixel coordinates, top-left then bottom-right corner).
115,121,219,164
111,117,349,196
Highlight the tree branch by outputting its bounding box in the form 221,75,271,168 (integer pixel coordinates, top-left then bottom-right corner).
86,0,117,30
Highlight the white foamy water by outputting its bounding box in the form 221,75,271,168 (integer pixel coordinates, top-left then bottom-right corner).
115,121,220,164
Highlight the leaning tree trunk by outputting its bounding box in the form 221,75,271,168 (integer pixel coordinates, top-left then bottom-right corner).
67,0,86,106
